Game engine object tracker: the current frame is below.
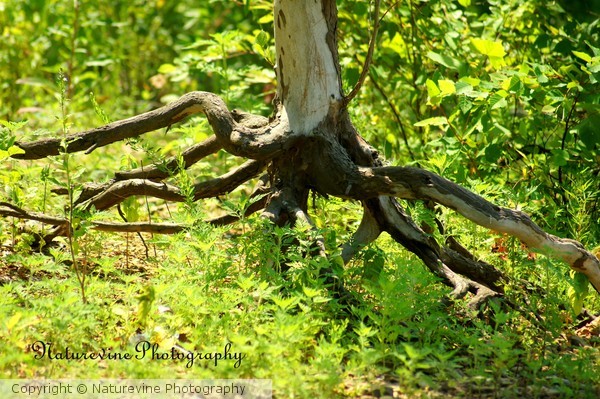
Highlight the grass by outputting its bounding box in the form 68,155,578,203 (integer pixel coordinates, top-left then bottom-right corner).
1,189,599,398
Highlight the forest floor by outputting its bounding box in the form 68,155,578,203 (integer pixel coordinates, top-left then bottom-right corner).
2,228,599,399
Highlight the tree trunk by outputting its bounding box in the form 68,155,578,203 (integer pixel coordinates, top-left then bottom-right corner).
5,0,600,308
266,0,600,302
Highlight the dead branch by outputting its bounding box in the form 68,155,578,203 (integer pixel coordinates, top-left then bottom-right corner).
0,202,184,235
113,108,269,181
14,92,219,159
92,221,186,234
13,91,300,161
115,135,222,180
80,179,184,211
440,246,506,292
340,203,381,263
0,202,68,226
324,162,600,293
381,167,600,289
192,159,268,200
78,159,267,211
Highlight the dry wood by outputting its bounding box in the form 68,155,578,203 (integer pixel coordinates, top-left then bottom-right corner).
14,92,299,161
115,135,222,180
0,202,68,226
92,222,186,234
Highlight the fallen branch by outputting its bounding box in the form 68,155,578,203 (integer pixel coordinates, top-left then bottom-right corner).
115,135,222,181
92,221,187,234
13,91,301,161
0,202,68,226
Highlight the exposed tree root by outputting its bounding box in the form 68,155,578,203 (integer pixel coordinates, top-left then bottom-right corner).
114,135,222,181
14,92,293,160
299,133,600,294
5,0,600,310
4,89,600,309
76,159,267,211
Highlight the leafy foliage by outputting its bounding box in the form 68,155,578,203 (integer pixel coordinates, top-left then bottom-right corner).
1,0,599,398
340,0,600,242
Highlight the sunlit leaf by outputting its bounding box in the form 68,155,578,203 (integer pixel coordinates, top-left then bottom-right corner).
425,79,440,98
472,38,506,68
385,32,406,56
472,38,506,58
572,51,592,63
438,79,456,96
158,63,178,74
489,95,507,109
414,117,447,127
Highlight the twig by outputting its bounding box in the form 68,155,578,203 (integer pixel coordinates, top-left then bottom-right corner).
0,202,68,226
368,71,416,162
343,0,381,105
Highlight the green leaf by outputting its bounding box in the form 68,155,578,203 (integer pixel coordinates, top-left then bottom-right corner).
578,115,600,150
459,77,481,87
550,148,569,167
588,58,600,73
458,0,471,6
385,32,406,56
541,104,556,114
256,31,269,48
489,90,508,109
363,248,385,282
414,117,447,127
472,38,506,68
572,51,592,63
5,312,22,331
136,284,155,326
534,66,549,83
426,51,463,71
455,81,473,94
158,63,178,74
8,146,25,156
585,40,600,56
489,96,506,109
425,79,442,105
568,272,590,315
385,133,397,145
15,76,55,91
257,13,273,24
472,38,506,58
503,75,522,93
458,95,473,113
484,143,502,162
426,79,440,97
85,59,115,67
438,79,456,96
